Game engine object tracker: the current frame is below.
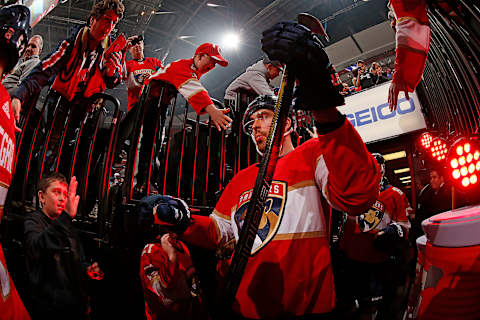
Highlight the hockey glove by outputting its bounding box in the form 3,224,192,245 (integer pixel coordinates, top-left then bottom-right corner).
261,21,344,110
373,223,405,252
138,195,191,234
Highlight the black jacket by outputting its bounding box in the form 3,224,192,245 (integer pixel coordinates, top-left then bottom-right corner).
24,210,90,319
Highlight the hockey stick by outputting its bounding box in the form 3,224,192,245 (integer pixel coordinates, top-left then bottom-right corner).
220,12,324,312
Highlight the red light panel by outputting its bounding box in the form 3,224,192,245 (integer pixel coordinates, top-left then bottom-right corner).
430,138,448,161
448,137,480,188
420,132,433,149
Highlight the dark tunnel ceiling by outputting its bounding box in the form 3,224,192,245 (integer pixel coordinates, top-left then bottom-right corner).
33,0,389,104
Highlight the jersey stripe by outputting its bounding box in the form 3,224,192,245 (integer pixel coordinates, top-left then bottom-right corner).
42,40,69,70
178,79,206,100
273,230,327,241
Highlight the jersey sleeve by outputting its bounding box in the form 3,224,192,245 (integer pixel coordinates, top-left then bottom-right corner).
390,0,430,91
314,119,381,215
12,39,72,102
181,179,236,249
148,60,213,114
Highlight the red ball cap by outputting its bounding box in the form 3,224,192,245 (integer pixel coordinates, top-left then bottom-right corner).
195,42,228,67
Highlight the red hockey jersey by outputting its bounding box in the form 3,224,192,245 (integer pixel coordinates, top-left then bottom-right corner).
342,185,412,263
147,58,213,115
126,57,163,111
0,84,30,320
139,241,207,320
183,120,380,318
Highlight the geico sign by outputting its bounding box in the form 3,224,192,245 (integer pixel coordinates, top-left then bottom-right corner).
346,97,414,127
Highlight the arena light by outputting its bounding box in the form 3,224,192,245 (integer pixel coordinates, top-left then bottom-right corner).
383,151,406,161
429,137,448,162
447,137,480,188
222,32,240,49
399,176,411,180
419,132,433,149
394,168,410,174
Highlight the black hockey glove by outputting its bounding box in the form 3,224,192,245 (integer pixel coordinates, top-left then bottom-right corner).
138,195,191,234
373,223,405,252
261,21,344,110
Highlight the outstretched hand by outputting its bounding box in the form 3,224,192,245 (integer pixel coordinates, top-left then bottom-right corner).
11,98,22,132
388,81,410,112
65,176,80,218
205,104,232,131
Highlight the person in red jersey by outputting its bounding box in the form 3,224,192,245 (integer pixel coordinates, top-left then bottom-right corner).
340,153,412,319
147,42,232,132
0,4,32,319
115,34,164,195
125,35,163,111
138,195,209,320
10,0,125,176
133,42,232,195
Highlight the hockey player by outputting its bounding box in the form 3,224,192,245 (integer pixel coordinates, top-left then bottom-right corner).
340,153,412,319
138,195,209,320
146,42,232,132
10,0,125,175
0,4,32,319
140,19,381,318
388,0,430,110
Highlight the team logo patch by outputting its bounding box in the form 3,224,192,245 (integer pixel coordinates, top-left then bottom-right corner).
133,69,154,85
234,181,287,255
358,200,385,232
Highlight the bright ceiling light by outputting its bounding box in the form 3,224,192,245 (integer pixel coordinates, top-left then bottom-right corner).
222,32,240,49
399,176,411,180
394,168,410,174
402,180,411,184
383,151,406,161
207,3,225,7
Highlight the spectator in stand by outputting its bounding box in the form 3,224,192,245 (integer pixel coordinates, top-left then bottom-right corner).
2,34,43,97
340,82,351,96
370,62,390,85
24,173,104,319
224,56,283,101
352,60,375,91
385,67,393,79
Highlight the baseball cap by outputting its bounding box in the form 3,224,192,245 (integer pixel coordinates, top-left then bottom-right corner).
263,56,284,71
195,42,228,67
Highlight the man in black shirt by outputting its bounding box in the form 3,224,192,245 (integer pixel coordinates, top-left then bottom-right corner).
24,172,103,319
411,169,452,242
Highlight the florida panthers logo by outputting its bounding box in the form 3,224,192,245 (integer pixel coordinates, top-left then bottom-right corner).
358,200,385,232
133,69,155,86
234,181,287,255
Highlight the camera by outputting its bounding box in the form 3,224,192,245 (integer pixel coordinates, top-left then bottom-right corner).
130,34,143,46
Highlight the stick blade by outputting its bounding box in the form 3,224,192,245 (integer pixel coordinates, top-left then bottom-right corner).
297,13,329,41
